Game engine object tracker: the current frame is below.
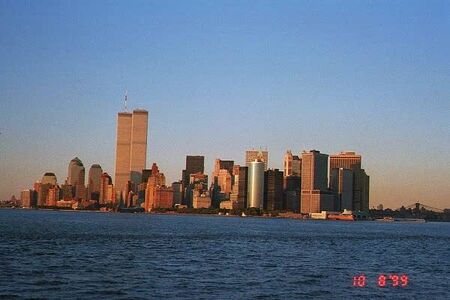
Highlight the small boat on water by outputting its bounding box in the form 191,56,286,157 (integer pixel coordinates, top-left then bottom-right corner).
376,217,426,223
241,212,247,217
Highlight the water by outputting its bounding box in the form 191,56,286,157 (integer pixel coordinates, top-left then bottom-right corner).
0,209,449,299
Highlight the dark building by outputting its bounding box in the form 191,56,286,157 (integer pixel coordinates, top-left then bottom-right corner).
237,166,248,208
182,156,205,204
284,175,301,212
264,169,284,211
142,169,152,184
182,156,204,186
213,159,234,177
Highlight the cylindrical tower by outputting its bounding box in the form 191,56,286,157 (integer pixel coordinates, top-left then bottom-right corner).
247,160,265,209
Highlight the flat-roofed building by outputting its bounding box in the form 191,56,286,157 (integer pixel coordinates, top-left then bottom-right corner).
114,109,149,194
329,151,369,212
330,168,353,211
264,169,284,211
21,190,33,208
301,150,333,213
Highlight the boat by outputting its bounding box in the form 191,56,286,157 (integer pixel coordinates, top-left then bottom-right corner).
375,217,394,222
393,218,426,223
241,212,247,217
376,217,425,223
327,214,355,221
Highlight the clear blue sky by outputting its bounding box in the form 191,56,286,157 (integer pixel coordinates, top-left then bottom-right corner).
0,0,449,209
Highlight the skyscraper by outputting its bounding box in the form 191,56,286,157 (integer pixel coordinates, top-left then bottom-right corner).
329,151,361,170
99,172,113,205
247,160,265,209
329,151,370,212
42,172,57,186
68,157,85,200
264,169,284,211
300,150,334,213
114,109,149,194
181,155,205,204
144,163,171,212
330,168,353,211
38,172,58,207
183,155,205,184
284,175,301,212
231,165,248,209
213,159,234,178
68,157,85,186
284,150,301,177
245,149,268,170
88,164,102,201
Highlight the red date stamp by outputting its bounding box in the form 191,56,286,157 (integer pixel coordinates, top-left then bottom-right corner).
352,274,408,288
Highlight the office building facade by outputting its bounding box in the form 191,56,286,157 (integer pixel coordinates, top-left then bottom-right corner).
114,109,149,194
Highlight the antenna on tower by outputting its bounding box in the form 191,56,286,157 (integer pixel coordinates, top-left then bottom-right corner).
124,90,128,112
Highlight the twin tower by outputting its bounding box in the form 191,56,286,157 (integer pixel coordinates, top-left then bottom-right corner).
114,109,149,196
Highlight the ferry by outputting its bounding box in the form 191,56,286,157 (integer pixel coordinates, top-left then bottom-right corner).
327,214,355,221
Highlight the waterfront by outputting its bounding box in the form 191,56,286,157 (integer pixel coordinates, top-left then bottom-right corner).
1,209,449,299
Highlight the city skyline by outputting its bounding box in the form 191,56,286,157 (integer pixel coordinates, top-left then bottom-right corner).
1,1,449,209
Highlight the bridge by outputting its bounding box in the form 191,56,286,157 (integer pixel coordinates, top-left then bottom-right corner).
398,202,444,213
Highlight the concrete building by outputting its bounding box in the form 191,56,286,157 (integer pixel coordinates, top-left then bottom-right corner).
182,155,204,185
38,173,58,207
38,183,52,207
235,166,248,208
246,149,268,170
146,186,173,211
220,200,233,210
284,150,301,177
88,164,102,201
144,163,166,211
329,151,370,212
68,158,84,186
142,169,152,185
185,172,208,208
106,185,116,205
171,181,183,205
285,175,301,211
60,184,73,201
330,168,353,211
42,172,57,186
264,169,284,211
68,157,86,200
99,172,113,205
329,151,362,170
353,168,370,212
300,150,334,213
217,169,232,195
193,192,211,209
47,186,60,207
213,159,234,178
247,160,265,209
114,109,149,194
21,189,33,208
182,155,205,204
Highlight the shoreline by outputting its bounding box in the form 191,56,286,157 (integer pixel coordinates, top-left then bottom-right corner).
1,207,447,222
